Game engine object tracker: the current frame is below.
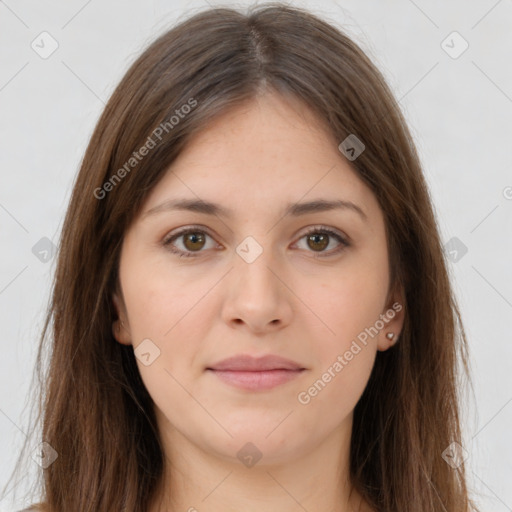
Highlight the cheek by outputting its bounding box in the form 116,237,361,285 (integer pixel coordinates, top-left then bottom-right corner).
296,276,380,420
121,262,222,398
302,262,388,345
295,259,386,403
124,270,214,412
122,255,214,340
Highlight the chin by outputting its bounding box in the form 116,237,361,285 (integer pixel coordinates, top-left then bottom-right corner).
203,430,309,468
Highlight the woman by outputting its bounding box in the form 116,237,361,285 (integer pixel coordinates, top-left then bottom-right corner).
6,3,480,511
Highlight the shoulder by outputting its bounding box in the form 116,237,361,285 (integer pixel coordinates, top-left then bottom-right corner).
18,505,46,512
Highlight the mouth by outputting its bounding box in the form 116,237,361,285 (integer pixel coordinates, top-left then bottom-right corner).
206,368,306,391
205,353,307,391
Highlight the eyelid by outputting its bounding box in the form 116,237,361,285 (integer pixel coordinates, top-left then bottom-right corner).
162,224,219,252
162,224,350,258
291,225,350,258
295,225,350,246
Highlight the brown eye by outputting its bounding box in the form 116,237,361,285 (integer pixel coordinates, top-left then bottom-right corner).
163,227,215,258
164,225,349,259
295,226,350,257
306,233,329,252
182,232,206,251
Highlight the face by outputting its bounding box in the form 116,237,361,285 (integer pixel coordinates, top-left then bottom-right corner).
112,91,404,466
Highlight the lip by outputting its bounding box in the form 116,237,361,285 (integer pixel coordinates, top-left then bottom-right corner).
206,354,305,372
206,354,306,391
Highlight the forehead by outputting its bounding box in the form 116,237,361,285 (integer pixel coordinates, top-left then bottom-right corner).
141,92,380,224
176,91,337,165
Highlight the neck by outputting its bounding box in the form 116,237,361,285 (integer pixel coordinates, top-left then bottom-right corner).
149,413,364,512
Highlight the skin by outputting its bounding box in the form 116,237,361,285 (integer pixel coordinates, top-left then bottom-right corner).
112,91,404,512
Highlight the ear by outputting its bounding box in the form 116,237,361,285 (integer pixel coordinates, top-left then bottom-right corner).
377,282,405,352
112,290,132,345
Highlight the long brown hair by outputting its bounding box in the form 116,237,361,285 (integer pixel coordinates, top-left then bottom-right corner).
4,3,480,511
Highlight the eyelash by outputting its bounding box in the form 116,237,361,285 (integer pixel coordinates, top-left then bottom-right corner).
162,224,350,259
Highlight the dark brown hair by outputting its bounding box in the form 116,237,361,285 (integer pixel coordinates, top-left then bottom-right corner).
4,3,480,511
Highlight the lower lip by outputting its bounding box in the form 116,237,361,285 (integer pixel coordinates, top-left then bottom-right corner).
207,369,305,391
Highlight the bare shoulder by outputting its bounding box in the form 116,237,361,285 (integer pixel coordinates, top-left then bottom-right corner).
18,504,47,512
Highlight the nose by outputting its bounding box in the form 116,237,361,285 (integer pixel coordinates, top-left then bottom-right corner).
221,242,294,335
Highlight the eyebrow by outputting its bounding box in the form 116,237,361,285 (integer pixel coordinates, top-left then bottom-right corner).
142,198,368,222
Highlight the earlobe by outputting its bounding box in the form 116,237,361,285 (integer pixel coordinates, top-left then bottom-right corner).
377,320,402,352
377,287,405,352
112,318,132,345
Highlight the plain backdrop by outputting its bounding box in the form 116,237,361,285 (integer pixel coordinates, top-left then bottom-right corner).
1,1,511,510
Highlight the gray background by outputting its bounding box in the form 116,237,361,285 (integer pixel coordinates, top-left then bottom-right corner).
1,0,511,510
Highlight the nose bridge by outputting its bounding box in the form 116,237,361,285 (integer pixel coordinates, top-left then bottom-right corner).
221,233,293,331
233,233,281,298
